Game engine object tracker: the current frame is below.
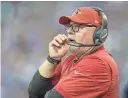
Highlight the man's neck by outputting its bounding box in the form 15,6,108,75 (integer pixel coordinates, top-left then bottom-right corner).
74,44,104,62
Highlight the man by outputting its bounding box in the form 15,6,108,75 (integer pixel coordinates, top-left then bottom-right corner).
28,7,119,98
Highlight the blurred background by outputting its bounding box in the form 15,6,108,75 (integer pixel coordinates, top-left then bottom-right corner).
1,1,128,98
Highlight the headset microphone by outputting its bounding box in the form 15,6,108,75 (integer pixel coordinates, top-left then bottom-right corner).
66,40,100,47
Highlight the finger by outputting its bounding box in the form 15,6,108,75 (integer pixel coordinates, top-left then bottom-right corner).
62,34,68,40
58,34,66,41
54,35,63,44
51,40,60,47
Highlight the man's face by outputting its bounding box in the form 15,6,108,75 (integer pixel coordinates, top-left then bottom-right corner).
65,21,96,56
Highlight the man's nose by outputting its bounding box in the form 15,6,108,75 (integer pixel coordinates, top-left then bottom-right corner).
66,28,74,35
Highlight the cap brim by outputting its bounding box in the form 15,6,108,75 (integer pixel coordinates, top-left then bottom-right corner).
59,16,87,25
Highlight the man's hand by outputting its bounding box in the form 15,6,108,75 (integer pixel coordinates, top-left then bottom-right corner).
49,34,69,60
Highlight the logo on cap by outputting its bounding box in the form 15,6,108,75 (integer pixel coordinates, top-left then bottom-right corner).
72,9,81,16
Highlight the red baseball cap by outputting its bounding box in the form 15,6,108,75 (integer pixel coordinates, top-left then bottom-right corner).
59,7,101,27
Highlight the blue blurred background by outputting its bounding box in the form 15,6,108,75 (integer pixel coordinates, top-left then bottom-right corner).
1,1,128,98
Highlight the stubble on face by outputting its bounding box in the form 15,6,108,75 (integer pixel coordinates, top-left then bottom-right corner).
69,46,85,57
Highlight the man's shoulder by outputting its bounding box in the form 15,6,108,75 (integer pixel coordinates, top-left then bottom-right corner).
84,46,114,65
75,51,111,75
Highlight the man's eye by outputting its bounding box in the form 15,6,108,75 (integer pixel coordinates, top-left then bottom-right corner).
72,24,79,27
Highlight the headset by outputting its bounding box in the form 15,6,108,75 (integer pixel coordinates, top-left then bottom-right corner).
66,7,108,47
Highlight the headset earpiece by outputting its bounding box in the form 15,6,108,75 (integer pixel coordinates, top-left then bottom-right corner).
91,7,108,45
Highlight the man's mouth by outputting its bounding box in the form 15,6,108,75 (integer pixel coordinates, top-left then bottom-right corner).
68,39,75,42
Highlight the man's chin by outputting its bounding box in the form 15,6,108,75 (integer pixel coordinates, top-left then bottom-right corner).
69,46,86,57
